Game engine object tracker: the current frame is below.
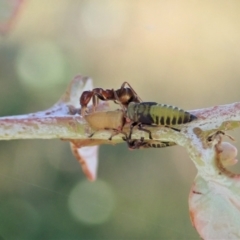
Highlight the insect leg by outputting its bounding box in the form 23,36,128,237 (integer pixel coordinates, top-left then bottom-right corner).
165,126,180,132
138,124,153,139
92,94,98,112
128,122,153,140
132,137,148,149
88,132,96,138
80,91,94,116
101,127,127,141
207,130,228,142
123,136,146,149
128,122,139,139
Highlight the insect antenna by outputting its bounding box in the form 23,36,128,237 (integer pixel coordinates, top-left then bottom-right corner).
120,81,142,102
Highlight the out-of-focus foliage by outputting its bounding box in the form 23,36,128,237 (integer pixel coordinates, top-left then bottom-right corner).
1,0,240,239
0,0,24,35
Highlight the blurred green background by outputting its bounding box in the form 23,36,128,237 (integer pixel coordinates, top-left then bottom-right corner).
1,0,240,239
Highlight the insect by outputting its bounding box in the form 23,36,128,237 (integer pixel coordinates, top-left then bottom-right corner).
123,136,176,149
80,82,142,116
80,83,196,149
126,102,197,139
84,110,126,140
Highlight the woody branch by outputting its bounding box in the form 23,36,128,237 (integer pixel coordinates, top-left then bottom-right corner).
0,75,239,143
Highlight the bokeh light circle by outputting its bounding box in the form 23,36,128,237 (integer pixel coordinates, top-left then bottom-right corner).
68,180,115,225
16,40,67,89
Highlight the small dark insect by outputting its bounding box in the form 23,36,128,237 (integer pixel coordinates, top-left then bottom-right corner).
123,136,176,150
126,102,197,139
80,82,142,116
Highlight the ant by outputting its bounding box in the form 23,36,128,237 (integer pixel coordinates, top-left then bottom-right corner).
80,82,142,116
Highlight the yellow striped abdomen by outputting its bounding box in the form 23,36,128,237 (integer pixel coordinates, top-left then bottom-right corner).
127,102,196,126
149,104,195,125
